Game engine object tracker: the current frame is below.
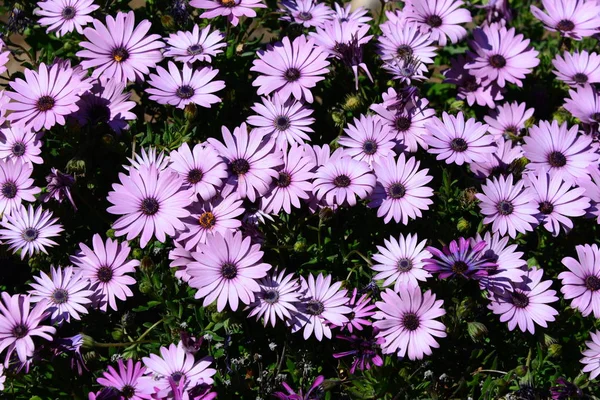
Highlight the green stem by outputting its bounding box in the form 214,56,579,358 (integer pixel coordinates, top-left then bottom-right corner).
344,250,373,266
134,318,166,343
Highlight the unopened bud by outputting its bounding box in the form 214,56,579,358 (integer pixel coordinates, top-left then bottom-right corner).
343,95,361,111
161,14,175,29
138,281,152,294
319,207,334,221
132,248,143,259
457,218,470,233
467,321,487,341
66,158,86,175
294,239,307,253
140,256,154,272
184,103,197,121
515,365,528,377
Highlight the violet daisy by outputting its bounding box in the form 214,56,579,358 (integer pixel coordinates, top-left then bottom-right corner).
98,359,151,400
522,120,599,184
373,286,446,360
0,293,55,365
42,168,76,210
207,123,281,202
377,21,436,72
77,11,165,83
487,267,558,334
382,55,427,84
424,237,497,280
333,3,371,25
262,143,314,214
280,0,333,28
313,156,375,207
484,102,534,140
531,0,600,40
126,147,171,172
247,268,301,327
70,234,139,312
560,244,600,318
29,266,94,324
190,0,266,27
342,288,376,333
107,164,194,248
293,273,351,341
443,55,504,109
369,154,434,224
35,0,99,37
247,94,315,149
338,115,395,167
0,127,43,165
476,174,538,238
164,25,226,65
333,335,384,374
177,195,244,250
251,35,330,104
168,142,227,201
404,0,472,46
187,230,272,312
552,50,600,87
564,84,600,124
0,158,41,216
274,376,325,400
525,172,589,236
0,205,63,259
371,233,432,291
470,137,523,179
425,112,495,166
5,62,91,132
581,330,600,379
465,23,540,88
146,62,225,109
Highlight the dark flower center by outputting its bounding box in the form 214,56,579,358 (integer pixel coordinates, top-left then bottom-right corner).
511,291,530,308
61,6,76,19
221,262,238,279
394,115,412,132
2,182,17,199
198,211,216,229
463,76,479,92
333,174,351,188
51,288,69,304
88,102,111,123
548,151,567,167
426,14,443,28
171,372,184,383
11,142,26,157
97,266,114,283
397,258,413,272
489,54,507,69
504,126,518,137
402,312,420,331
539,201,554,215
36,95,55,112
21,228,39,242
275,116,291,131
388,183,406,199
231,158,250,175
187,168,203,184
305,299,325,315
573,73,588,84
298,11,313,21
496,200,514,215
592,113,600,123
276,171,292,188
141,198,160,216
12,323,29,339
452,260,469,274
121,385,136,399
362,140,378,155
111,47,129,63
176,85,195,99
263,289,279,304
556,19,575,32
585,275,600,291
187,44,204,55
397,45,414,58
450,138,468,152
284,68,301,82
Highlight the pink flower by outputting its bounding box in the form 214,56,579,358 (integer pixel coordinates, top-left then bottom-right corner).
190,0,267,27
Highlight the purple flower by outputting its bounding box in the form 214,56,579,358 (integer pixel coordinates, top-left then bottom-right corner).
187,230,272,312
424,112,495,166
484,102,534,141
581,330,600,379
374,286,446,359
247,268,301,327
549,377,583,400
404,0,472,46
444,55,504,109
0,205,64,259
478,0,512,23
470,137,523,179
207,123,281,202
488,267,558,333
338,115,395,167
273,375,325,400
107,164,194,248
52,334,87,375
190,0,266,27
77,11,165,83
424,237,497,280
333,334,384,374
477,174,538,238
146,62,225,109
564,84,600,124
5,62,91,131
522,120,599,184
0,293,56,365
71,234,139,312
0,127,43,165
371,233,432,291
29,266,93,324
251,35,330,104
126,146,171,173
42,168,76,210
531,0,600,40
164,25,226,65
560,244,600,318
377,21,436,72
382,55,426,84
313,156,375,207
333,3,371,25
0,158,41,216
280,0,333,28
553,50,600,87
35,0,99,37
342,289,376,333
98,359,152,400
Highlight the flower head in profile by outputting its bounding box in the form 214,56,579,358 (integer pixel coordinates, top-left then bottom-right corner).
342,288,376,333
470,137,523,179
424,237,497,280
404,0,472,46
564,84,600,125
0,127,43,165
42,168,76,210
190,0,267,27
97,359,151,400
338,115,395,167
552,50,600,87
313,156,375,207
581,330,600,380
273,375,325,400
247,269,301,327
333,335,384,374
560,244,600,318
374,286,446,360
0,158,41,216
444,55,504,109
484,102,534,141
164,25,226,65
281,0,333,28
531,0,600,40
35,0,99,37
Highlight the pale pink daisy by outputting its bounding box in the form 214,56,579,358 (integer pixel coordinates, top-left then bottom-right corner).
313,156,375,207
484,102,534,140
470,137,523,179
164,25,226,65
338,115,395,167
247,269,301,327
581,330,600,379
404,0,472,46
190,0,267,27
560,244,600,318
0,126,43,165
552,50,600,87
0,158,41,216
35,0,99,37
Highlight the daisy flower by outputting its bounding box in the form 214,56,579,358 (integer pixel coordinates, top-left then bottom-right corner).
333,335,384,374
382,55,427,84
274,376,325,400
404,0,472,46
0,158,41,216
247,269,301,327
126,147,170,172
477,174,538,238
0,205,63,259
484,102,534,140
552,50,600,87
313,156,375,207
35,0,99,37
70,234,139,312
470,137,523,179
369,154,434,225
190,0,267,27
371,233,432,291
164,25,226,65
377,21,437,72
338,115,395,167
560,244,600,318
281,0,334,28
29,266,94,324
107,164,194,248
488,267,558,334
531,0,600,40
564,84,600,124
424,237,497,280
77,11,165,83
424,112,495,166
373,286,446,360
581,330,600,379
251,35,330,104
444,55,504,109
0,127,43,165
97,359,151,400
146,62,225,109
333,3,371,25
342,288,376,333
0,293,55,365
187,230,272,312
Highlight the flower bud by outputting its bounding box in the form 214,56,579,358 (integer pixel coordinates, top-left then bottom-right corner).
161,14,175,29
184,103,197,121
548,343,562,357
138,281,152,294
457,218,471,233
132,248,143,259
140,256,154,272
467,321,488,342
294,239,307,253
66,158,86,176
319,207,334,221
515,365,528,377
343,95,361,111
